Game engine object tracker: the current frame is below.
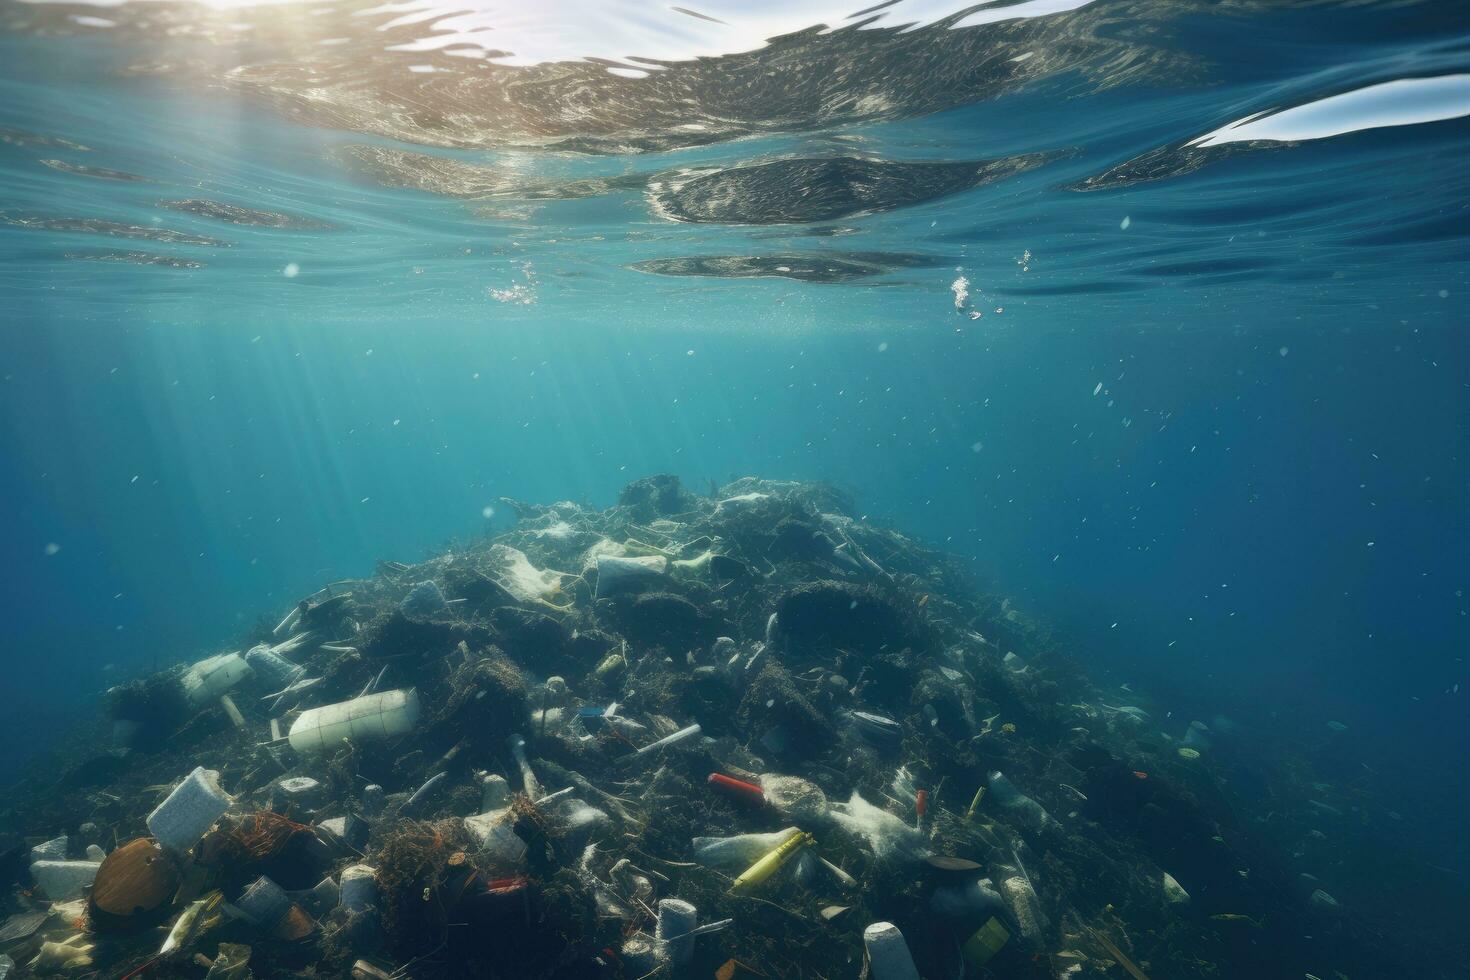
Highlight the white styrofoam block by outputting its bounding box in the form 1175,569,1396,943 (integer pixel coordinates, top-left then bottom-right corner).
30,860,102,901
29,836,67,864
146,767,231,856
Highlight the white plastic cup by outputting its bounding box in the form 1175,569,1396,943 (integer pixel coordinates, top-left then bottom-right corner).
864,921,921,980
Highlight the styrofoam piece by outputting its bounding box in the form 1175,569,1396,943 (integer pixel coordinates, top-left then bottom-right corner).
863,921,921,980
237,876,291,929
30,835,67,863
276,777,325,807
463,811,527,869
29,860,101,901
340,865,378,912
181,653,253,707
655,898,698,966
146,767,231,856
1000,875,1048,942
594,554,667,597
287,689,421,754
245,644,305,689
84,845,106,862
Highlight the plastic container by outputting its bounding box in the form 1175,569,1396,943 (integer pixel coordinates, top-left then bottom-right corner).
863,921,921,980
146,767,231,856
340,865,378,912
237,876,291,929
181,653,253,707
962,917,1010,970
287,689,421,754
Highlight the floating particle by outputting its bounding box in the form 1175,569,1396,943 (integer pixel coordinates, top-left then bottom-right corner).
44,542,61,556
482,505,496,519
1093,382,1103,396
878,342,888,352
1120,216,1131,230
283,262,300,278
950,275,970,310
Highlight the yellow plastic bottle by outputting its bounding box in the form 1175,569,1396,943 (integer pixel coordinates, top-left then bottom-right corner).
728,831,814,893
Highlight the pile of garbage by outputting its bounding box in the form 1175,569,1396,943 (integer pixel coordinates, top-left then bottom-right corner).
0,476,1433,979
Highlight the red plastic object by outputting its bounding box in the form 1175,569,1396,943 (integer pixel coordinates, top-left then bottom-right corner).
707,772,765,805
916,789,929,819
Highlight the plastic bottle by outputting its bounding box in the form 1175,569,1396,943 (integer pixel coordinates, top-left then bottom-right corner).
729,831,814,893
287,689,421,754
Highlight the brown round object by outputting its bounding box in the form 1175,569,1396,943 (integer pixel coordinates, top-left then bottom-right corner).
90,838,180,921
448,851,468,867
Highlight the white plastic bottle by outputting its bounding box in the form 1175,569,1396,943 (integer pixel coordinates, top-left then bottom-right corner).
287,689,421,754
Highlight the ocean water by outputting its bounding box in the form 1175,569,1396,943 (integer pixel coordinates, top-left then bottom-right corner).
1,0,1467,970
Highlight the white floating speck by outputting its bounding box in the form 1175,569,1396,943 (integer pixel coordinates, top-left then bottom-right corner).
283,263,300,278
1120,216,1131,230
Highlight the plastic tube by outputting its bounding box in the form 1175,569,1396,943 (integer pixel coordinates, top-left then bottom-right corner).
708,773,765,806
863,921,921,980
622,723,701,766
287,689,421,754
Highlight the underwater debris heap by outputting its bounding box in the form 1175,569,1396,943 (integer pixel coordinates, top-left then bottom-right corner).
0,476,1422,979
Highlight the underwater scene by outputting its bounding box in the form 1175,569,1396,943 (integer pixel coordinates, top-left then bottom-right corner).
1,0,1468,977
